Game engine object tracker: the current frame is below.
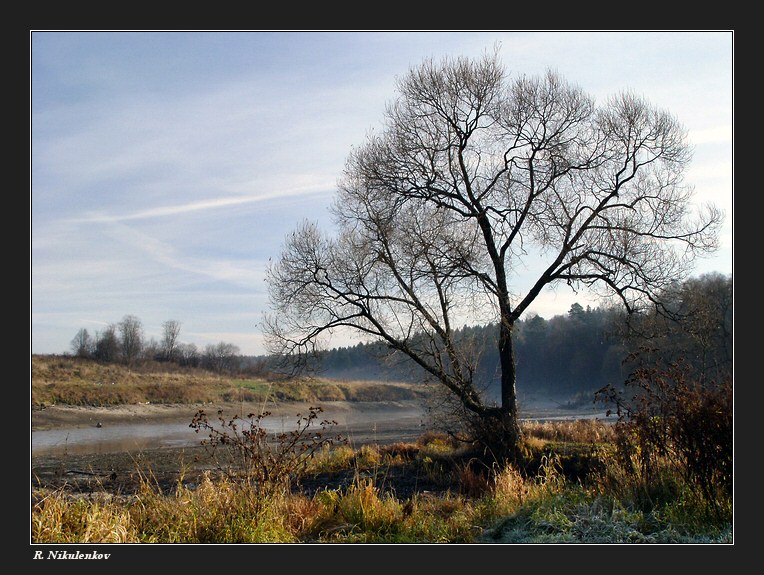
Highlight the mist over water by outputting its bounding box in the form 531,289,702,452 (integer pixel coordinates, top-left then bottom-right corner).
32,421,201,456
31,413,318,457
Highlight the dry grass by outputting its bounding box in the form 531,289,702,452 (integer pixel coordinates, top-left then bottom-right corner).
31,422,732,544
31,355,431,408
31,356,230,407
31,488,135,543
521,418,616,445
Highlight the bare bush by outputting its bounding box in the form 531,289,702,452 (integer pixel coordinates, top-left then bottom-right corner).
189,406,346,494
595,355,732,513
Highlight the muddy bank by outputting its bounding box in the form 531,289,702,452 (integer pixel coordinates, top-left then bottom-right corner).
31,400,429,453
30,398,610,497
30,400,432,497
31,396,606,432
31,399,431,430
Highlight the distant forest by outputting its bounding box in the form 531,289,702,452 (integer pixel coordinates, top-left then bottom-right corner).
292,272,732,403
66,272,731,405
313,304,623,400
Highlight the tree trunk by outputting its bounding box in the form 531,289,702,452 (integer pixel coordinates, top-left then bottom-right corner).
471,317,522,462
499,319,520,423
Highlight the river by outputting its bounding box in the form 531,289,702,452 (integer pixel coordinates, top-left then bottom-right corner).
30,401,432,457
31,400,612,458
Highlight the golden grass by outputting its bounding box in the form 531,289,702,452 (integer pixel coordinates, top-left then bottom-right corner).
521,418,616,445
31,355,432,408
31,423,731,544
31,489,136,543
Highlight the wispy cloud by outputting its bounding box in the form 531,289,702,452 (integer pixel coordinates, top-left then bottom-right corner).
69,185,331,224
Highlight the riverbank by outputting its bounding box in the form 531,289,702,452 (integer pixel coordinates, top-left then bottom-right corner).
30,398,438,504
31,399,428,432
30,397,610,497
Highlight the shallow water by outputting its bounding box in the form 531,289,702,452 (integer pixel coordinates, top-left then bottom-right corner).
30,403,610,458
31,421,206,456
30,406,428,457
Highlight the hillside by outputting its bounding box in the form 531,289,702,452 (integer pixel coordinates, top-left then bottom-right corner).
30,354,433,409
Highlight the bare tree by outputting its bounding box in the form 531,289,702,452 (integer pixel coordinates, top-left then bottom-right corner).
70,328,93,358
94,324,119,363
177,342,200,367
203,342,241,374
142,337,161,361
161,320,182,362
264,50,723,460
118,314,144,366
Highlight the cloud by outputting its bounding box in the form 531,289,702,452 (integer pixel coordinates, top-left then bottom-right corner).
68,185,331,224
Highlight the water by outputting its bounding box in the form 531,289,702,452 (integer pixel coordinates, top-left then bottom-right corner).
30,415,308,457
30,405,428,457
30,403,610,457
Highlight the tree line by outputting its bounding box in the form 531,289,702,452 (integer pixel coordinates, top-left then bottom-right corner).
314,272,732,403
69,316,241,373
66,272,731,392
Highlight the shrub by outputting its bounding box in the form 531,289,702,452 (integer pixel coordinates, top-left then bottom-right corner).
596,356,732,515
189,406,347,496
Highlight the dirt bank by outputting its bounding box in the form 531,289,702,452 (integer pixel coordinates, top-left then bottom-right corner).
30,398,608,498
31,400,355,430
31,399,433,495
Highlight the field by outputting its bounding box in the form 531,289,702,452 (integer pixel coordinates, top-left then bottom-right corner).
30,355,733,545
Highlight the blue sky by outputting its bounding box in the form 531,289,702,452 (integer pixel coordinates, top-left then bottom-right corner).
30,31,733,357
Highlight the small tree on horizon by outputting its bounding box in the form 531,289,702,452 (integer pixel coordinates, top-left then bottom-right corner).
93,324,119,363
203,341,241,374
118,314,144,366
264,49,723,461
161,319,182,362
70,328,93,358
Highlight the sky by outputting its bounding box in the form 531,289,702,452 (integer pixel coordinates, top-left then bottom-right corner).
30,31,733,357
